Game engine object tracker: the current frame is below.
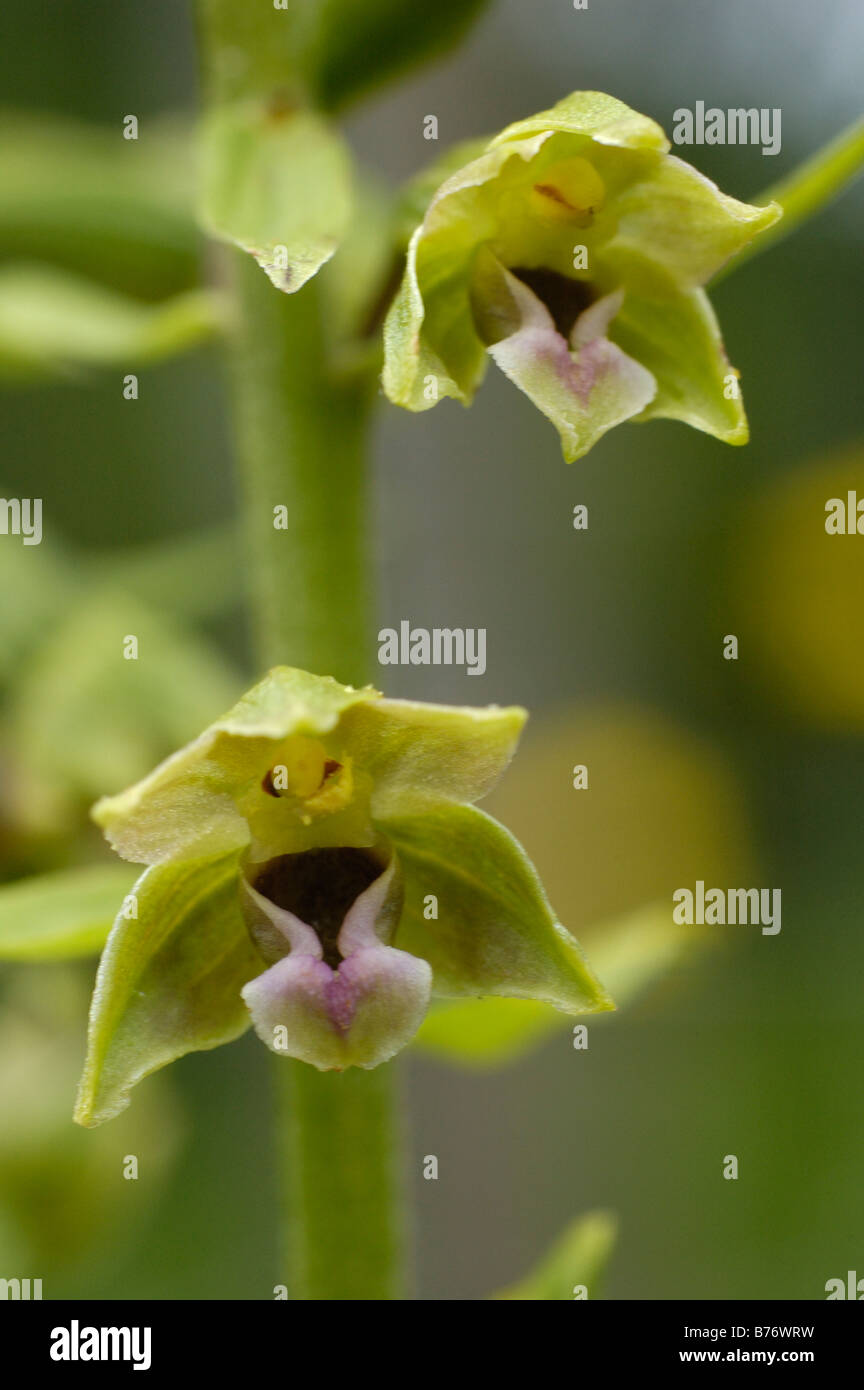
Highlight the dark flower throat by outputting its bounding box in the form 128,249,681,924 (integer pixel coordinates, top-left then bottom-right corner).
509,267,596,339
253,848,383,969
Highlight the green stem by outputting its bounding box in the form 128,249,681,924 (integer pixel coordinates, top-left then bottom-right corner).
713,116,864,284
228,251,372,681
198,1,404,1296
279,1062,407,1300
225,252,407,1300
196,0,315,105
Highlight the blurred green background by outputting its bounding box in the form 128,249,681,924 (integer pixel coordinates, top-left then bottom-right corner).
0,0,862,1299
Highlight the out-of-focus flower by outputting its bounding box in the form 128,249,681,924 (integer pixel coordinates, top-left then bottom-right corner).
384,91,780,461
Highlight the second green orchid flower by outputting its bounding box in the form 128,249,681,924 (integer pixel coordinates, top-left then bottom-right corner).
76,667,611,1124
383,91,781,461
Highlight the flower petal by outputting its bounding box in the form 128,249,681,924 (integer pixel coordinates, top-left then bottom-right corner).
610,284,748,444
242,944,431,1070
383,802,613,1015
239,848,430,1069
479,257,656,462
240,850,402,962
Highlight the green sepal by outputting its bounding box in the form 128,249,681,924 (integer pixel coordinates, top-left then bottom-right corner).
74,851,259,1127
92,667,377,865
342,695,526,817
599,153,780,293
412,899,701,1067
383,133,551,410
384,802,613,1014
381,226,488,410
395,137,491,247
492,91,668,152
93,670,522,867
611,284,748,444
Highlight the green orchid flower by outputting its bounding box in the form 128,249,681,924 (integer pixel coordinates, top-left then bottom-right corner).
76,667,610,1124
383,91,781,462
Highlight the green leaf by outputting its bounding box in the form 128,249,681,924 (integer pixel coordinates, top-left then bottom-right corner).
495,1211,618,1300
201,101,351,292
196,0,313,106
9,591,242,812
74,852,260,1126
584,898,704,1006
309,0,494,112
0,264,221,377
0,529,241,692
84,522,242,623
0,966,181,1268
385,803,613,1014
414,996,562,1066
0,111,199,299
0,538,76,684
0,865,138,961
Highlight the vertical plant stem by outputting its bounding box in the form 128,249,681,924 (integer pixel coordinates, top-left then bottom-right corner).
278,1061,407,1300
199,0,407,1302
228,252,371,682
227,254,406,1300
